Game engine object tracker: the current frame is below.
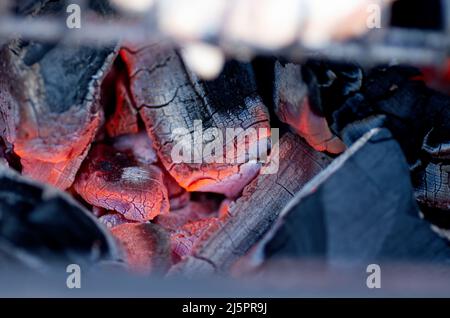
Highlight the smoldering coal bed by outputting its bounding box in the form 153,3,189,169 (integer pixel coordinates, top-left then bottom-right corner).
0,0,450,293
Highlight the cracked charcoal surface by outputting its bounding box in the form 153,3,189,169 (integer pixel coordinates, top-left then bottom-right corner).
73,141,169,222
0,0,117,190
0,165,119,269
121,46,271,197
261,128,450,264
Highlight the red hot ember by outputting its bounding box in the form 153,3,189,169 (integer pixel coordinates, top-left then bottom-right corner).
74,142,169,222
111,223,171,274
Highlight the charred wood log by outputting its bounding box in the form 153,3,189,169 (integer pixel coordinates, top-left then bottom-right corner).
120,45,271,198
0,0,117,189
169,133,331,276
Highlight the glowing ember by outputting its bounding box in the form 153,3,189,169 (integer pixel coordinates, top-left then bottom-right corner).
74,143,169,222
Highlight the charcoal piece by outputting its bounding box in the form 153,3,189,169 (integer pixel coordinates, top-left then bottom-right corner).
419,204,450,231
99,212,132,229
110,223,171,274
73,143,169,222
414,162,450,211
156,201,217,231
0,138,21,171
121,46,271,198
0,139,9,167
105,71,139,138
171,218,222,264
256,128,450,265
163,171,190,210
420,91,450,160
411,91,450,213
0,0,117,190
112,132,158,165
422,128,450,160
363,65,422,100
273,61,346,154
0,238,43,269
170,133,331,276
303,60,363,118
0,166,119,269
318,64,450,232
328,66,450,166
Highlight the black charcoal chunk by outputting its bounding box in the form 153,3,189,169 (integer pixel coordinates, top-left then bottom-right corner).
261,128,450,264
0,166,119,269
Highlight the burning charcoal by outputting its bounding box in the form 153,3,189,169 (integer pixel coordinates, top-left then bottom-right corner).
111,223,171,274
73,143,169,222
171,217,222,263
156,201,217,231
250,128,450,267
156,194,224,263
0,1,117,189
322,65,450,220
273,61,346,154
0,165,119,269
109,132,181,213
112,132,158,165
325,65,439,166
105,71,140,138
120,45,271,198
99,212,133,229
170,133,331,276
163,171,190,210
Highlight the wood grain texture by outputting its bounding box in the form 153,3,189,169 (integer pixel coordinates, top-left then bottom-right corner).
169,133,331,276
122,45,271,197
